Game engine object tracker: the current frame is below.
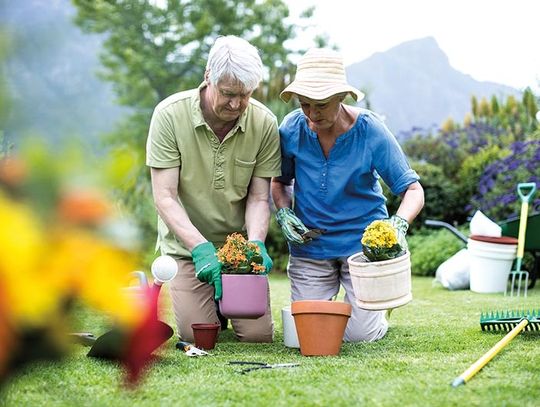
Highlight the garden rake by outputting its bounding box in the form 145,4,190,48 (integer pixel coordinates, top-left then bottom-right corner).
452,309,540,387
505,182,536,297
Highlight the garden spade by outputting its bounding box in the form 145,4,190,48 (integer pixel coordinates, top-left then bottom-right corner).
88,257,177,362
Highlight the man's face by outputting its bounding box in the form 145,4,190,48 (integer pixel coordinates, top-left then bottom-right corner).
206,75,253,124
298,95,343,132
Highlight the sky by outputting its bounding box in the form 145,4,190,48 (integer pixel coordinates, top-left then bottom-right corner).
285,0,540,92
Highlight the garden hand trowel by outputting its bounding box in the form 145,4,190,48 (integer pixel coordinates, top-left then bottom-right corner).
176,341,210,356
301,228,326,240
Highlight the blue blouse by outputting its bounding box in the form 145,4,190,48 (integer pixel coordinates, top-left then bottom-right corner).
276,108,419,259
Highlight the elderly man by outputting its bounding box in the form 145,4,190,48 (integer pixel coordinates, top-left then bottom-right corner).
146,35,280,343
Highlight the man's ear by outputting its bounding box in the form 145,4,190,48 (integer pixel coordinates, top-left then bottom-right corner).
204,70,210,84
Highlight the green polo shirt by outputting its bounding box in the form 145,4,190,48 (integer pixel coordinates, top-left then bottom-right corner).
146,84,281,259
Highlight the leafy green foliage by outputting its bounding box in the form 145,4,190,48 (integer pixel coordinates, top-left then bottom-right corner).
266,217,289,273
403,90,539,225
408,228,465,276
469,138,540,220
456,144,509,209
71,0,320,255
73,0,299,110
411,161,462,225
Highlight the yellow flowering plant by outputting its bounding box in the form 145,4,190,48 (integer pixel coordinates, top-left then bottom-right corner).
361,220,406,262
217,233,266,274
0,142,155,387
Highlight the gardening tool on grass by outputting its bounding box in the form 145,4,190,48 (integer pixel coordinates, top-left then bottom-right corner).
87,256,177,359
505,182,537,297
451,309,540,387
229,361,300,374
68,332,97,346
176,340,210,356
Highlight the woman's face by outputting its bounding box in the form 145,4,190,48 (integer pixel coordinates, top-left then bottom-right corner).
298,94,344,132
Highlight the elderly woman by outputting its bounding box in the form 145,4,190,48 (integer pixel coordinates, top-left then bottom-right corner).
271,48,424,342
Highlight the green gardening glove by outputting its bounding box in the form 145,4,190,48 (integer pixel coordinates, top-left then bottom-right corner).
192,242,223,300
275,207,310,244
386,215,409,252
251,240,273,275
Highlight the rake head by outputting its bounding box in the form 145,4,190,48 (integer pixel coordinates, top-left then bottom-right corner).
480,309,540,332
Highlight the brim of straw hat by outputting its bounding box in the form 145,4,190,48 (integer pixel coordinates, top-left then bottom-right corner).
280,82,365,103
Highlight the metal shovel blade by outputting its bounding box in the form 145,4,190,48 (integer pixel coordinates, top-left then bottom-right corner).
87,321,173,360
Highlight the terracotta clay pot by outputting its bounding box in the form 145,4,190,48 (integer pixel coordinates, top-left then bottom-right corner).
291,300,352,356
191,323,220,350
219,274,268,319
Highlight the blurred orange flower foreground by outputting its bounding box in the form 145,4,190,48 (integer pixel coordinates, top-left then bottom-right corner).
0,147,160,388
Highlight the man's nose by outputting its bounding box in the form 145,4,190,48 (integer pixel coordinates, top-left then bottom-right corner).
229,97,241,109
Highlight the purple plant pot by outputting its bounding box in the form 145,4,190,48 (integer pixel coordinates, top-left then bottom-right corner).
218,274,268,319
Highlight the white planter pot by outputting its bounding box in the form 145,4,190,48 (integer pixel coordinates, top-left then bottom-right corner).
281,306,300,348
347,251,412,310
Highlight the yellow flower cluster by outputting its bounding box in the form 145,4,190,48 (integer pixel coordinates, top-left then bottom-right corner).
217,233,265,274
0,191,141,329
0,148,145,382
361,220,398,249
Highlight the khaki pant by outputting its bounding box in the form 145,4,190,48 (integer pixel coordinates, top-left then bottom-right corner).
169,258,274,343
288,256,388,342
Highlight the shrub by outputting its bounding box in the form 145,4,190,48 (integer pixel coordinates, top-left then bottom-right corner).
382,161,461,230
408,228,465,276
469,138,540,221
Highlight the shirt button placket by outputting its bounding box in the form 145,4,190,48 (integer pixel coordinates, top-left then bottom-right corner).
214,144,225,189
320,163,328,194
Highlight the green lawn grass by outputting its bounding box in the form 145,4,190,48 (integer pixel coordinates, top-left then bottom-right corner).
2,274,539,406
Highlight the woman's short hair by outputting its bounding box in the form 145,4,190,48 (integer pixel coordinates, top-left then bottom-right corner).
206,35,263,91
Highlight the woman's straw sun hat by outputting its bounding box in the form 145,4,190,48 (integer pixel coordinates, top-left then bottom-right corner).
280,48,364,103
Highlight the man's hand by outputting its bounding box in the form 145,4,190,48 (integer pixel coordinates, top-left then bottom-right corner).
192,242,223,300
251,240,273,275
275,207,310,244
387,215,409,252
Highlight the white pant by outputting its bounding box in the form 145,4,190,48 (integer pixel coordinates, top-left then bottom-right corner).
287,256,388,342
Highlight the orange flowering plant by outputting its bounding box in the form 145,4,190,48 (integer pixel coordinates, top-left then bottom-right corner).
217,233,266,274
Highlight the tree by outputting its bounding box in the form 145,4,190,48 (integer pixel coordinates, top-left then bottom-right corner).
73,0,311,110
71,0,321,253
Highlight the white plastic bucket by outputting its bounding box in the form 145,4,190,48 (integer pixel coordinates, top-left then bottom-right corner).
467,238,517,293
281,306,300,348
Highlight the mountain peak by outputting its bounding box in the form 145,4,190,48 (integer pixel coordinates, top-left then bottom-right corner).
388,36,441,52
369,36,449,70
346,37,520,135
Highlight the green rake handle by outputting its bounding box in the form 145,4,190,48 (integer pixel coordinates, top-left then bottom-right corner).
452,318,529,387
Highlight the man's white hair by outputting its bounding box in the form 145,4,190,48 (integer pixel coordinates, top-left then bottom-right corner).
206,35,263,91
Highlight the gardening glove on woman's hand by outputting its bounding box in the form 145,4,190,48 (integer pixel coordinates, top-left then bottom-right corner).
192,242,223,300
387,215,409,252
275,207,310,244
251,240,273,275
